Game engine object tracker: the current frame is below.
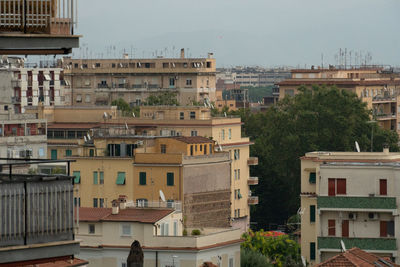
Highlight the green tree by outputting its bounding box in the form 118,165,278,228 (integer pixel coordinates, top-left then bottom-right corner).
144,92,179,106
111,98,139,117
241,230,302,267
241,248,273,267
245,85,398,228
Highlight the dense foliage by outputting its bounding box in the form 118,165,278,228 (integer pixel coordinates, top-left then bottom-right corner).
246,85,274,102
241,248,273,267
144,92,179,106
242,85,399,228
111,98,140,117
241,230,302,267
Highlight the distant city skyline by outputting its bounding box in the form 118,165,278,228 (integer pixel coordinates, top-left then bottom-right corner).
72,0,399,67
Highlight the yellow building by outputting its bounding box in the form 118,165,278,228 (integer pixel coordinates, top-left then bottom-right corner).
42,105,257,231
300,149,400,265
71,135,232,229
60,49,216,106
278,67,400,133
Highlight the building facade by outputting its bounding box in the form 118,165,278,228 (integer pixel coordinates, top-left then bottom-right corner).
300,150,400,265
61,50,216,106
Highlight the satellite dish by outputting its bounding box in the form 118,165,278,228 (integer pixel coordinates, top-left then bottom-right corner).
224,112,227,117
84,136,87,142
355,141,360,152
103,112,108,119
301,256,306,267
219,144,223,151
204,103,207,107
125,122,129,130
87,134,91,140
159,190,166,202
340,240,346,252
132,112,136,117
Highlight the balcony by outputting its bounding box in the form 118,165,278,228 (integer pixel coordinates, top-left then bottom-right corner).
318,237,397,252
247,157,258,166
11,96,21,103
248,196,259,205
0,0,80,55
248,176,259,185
317,196,397,212
375,113,396,121
372,96,396,104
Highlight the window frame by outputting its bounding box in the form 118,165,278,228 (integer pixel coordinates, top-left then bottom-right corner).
167,172,174,186
139,172,147,185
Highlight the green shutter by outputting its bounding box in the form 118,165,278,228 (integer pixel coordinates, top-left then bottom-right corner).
167,172,174,186
51,149,57,160
73,171,80,184
139,172,146,185
93,171,98,184
89,149,94,157
116,172,126,185
66,149,72,157
310,205,316,222
100,172,104,184
310,242,316,260
309,172,316,184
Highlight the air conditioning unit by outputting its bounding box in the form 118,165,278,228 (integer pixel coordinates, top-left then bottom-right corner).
368,212,379,220
348,213,357,220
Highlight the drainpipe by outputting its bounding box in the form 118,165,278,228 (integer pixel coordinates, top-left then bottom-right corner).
155,251,158,267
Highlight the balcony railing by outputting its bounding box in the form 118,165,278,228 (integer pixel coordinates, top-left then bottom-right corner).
247,157,258,166
317,196,397,211
318,237,397,251
248,176,259,185
0,0,77,35
375,113,396,120
248,196,259,205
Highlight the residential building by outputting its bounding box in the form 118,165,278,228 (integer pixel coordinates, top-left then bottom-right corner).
277,67,400,133
70,135,231,229
60,49,216,106
300,149,400,265
0,0,79,55
315,247,399,267
0,158,87,266
41,105,258,231
76,203,242,267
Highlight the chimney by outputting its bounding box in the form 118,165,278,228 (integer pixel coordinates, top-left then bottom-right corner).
180,48,185,59
207,53,214,59
383,144,390,154
118,195,127,210
112,200,119,215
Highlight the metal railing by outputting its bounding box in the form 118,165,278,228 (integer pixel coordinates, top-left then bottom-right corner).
0,0,78,35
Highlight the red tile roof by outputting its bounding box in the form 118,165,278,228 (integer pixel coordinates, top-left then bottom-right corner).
78,207,174,224
315,248,399,267
172,136,213,144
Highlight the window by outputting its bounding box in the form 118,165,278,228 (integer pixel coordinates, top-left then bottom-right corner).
234,149,240,160
139,172,146,185
190,145,194,156
85,94,91,103
99,198,104,208
237,169,240,180
200,145,202,152
65,149,72,157
328,219,335,236
89,224,95,234
380,221,388,237
174,221,178,236
221,129,225,140
93,171,98,184
93,198,98,208
169,77,175,87
74,197,81,207
161,144,167,154
38,147,45,157
380,179,387,195
204,144,207,154
76,94,82,103
195,145,198,152
167,172,174,186
122,224,131,236
190,111,196,119
73,171,80,184
51,149,57,160
342,220,349,237
328,178,346,196
136,198,148,207
180,112,184,120
388,221,395,237
310,242,316,260
309,172,316,184
285,89,294,96
186,79,192,86
229,258,234,267
99,172,104,184
310,205,315,223
191,130,197,136
228,129,232,139
234,170,237,180
116,172,126,185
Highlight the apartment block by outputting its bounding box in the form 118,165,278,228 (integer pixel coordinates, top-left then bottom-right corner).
300,149,400,265
40,105,257,231
278,67,400,133
61,50,216,106
217,67,290,87
76,203,241,267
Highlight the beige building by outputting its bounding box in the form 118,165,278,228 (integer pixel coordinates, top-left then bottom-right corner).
60,50,216,106
41,105,258,231
278,67,400,133
300,149,400,265
76,203,241,267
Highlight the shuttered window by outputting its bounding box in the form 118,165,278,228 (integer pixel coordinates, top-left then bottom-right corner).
336,179,346,195
328,178,336,196
380,221,388,237
328,220,335,236
309,172,316,184
310,205,316,223
310,242,316,260
167,172,174,186
380,179,387,195
73,171,80,184
93,171,98,184
116,172,126,185
139,172,146,185
342,220,349,237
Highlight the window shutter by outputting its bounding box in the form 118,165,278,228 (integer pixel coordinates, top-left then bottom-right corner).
310,205,316,222
310,242,316,260
309,172,316,184
167,173,174,186
380,179,387,195
337,179,346,195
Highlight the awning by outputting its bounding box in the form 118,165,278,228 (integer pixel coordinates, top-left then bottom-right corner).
116,172,126,185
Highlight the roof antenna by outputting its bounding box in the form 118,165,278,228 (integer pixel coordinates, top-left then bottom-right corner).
355,141,360,152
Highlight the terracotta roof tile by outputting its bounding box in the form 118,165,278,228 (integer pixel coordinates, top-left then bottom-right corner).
78,207,173,223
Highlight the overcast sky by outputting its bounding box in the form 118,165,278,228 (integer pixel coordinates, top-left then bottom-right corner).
73,0,400,67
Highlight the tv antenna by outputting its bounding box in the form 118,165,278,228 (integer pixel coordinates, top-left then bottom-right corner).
355,141,360,153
